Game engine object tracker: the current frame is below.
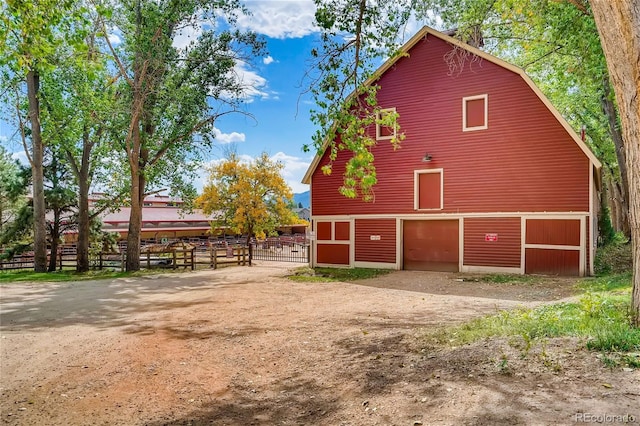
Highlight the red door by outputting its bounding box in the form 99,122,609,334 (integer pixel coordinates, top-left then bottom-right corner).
403,220,459,272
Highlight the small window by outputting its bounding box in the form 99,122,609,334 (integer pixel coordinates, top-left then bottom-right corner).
376,107,397,140
414,169,443,210
463,94,488,131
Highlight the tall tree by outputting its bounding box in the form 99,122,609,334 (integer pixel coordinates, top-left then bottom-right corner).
42,16,115,272
102,0,265,271
196,153,300,264
42,151,76,272
589,0,640,324
0,0,87,271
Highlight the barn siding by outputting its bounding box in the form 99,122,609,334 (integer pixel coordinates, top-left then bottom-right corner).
317,244,350,265
525,248,580,276
355,219,396,263
525,219,581,246
463,217,521,268
311,35,589,216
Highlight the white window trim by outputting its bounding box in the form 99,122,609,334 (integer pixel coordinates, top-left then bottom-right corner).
414,168,444,211
376,107,397,140
462,94,488,131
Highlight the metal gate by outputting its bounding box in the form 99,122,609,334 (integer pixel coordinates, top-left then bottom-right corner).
251,236,310,263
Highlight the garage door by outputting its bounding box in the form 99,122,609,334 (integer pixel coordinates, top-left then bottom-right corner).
403,220,459,272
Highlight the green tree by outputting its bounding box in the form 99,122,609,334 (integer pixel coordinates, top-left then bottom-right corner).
308,0,407,201
42,151,76,272
41,16,117,272
101,0,265,271
0,147,29,238
0,0,88,271
196,153,300,264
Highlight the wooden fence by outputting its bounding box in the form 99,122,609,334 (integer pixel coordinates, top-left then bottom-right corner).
0,245,251,272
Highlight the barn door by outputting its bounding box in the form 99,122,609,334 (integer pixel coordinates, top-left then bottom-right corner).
403,220,459,272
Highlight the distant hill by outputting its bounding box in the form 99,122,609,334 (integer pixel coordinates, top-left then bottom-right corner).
293,191,309,208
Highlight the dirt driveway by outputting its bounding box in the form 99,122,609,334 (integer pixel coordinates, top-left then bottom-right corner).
1,263,638,425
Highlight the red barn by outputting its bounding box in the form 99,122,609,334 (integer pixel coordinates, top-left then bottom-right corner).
302,27,602,276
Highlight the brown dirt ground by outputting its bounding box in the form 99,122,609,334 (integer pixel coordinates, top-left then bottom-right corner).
0,263,638,425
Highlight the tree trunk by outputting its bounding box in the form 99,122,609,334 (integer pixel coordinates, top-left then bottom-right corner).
125,170,144,272
74,128,93,272
48,209,60,272
590,0,640,325
601,78,631,236
245,231,253,266
26,70,47,272
76,174,90,272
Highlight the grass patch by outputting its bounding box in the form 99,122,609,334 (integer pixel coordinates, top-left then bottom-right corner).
577,272,633,293
422,273,639,368
287,266,392,282
474,273,539,284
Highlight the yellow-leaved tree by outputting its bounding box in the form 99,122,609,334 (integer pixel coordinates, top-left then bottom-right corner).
196,153,303,264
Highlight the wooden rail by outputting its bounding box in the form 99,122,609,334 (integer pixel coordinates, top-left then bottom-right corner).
210,246,248,269
0,246,250,271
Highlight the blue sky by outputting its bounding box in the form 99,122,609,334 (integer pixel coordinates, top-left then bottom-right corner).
0,1,430,194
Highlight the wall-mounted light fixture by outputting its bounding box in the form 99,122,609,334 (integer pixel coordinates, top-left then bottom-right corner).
422,153,432,162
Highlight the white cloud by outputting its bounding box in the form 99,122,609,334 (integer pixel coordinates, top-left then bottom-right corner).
238,1,318,39
213,127,246,144
263,55,275,65
108,33,122,45
11,150,29,166
195,152,311,194
270,152,311,193
172,23,202,50
230,61,271,101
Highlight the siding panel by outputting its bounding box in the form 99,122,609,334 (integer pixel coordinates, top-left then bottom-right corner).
526,219,581,246
355,219,396,263
317,222,332,241
317,244,350,265
335,221,350,241
464,217,521,268
525,248,579,276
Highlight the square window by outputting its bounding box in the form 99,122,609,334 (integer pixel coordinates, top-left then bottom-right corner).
463,94,488,131
376,107,397,140
414,169,443,210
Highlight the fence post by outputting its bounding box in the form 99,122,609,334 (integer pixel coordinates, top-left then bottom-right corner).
213,248,217,269
172,250,177,270
209,243,214,268
99,252,104,270
121,252,125,272
146,251,151,270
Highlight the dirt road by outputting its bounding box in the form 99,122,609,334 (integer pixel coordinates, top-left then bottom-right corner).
1,262,638,425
